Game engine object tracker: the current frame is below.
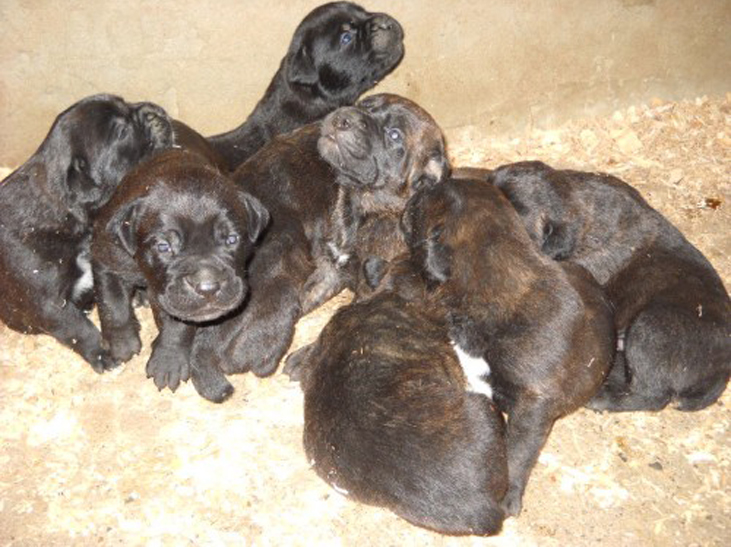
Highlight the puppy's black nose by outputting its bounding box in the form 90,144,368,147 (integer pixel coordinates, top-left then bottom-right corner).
185,271,222,298
331,109,368,133
371,15,393,31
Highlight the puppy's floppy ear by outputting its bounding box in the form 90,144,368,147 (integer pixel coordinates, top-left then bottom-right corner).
287,45,318,86
423,224,452,283
541,220,577,261
107,199,142,256
66,156,97,197
411,151,450,193
240,192,270,243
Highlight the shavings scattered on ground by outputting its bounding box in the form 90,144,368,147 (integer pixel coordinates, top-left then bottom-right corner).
1,95,729,546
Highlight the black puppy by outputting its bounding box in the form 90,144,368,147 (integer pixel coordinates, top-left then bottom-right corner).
285,255,508,536
0,94,172,370
186,94,448,401
491,161,730,412
204,2,404,171
403,178,614,516
91,150,269,402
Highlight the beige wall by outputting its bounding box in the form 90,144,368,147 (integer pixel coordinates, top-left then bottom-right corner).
1,0,729,166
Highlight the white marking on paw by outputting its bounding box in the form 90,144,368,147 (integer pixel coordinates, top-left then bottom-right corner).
451,340,493,399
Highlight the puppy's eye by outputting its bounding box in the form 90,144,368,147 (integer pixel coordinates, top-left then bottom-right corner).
157,242,171,253
225,234,239,246
115,123,130,140
340,31,353,45
387,128,403,142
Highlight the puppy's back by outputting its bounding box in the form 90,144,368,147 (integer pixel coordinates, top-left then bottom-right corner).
302,294,507,536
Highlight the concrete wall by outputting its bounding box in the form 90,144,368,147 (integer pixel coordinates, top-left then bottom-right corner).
1,0,729,166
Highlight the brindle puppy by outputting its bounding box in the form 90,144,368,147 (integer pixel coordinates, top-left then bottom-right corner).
490,161,730,412
403,178,614,516
187,94,448,402
301,93,449,310
0,94,172,371
92,150,269,402
285,255,508,536
199,2,404,171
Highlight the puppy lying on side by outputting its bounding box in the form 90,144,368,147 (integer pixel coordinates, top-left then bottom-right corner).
403,178,614,516
91,150,269,402
195,2,404,171
285,255,508,536
491,161,730,412
0,94,172,370
187,94,448,402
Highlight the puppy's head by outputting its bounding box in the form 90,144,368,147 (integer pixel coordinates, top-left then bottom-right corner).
402,178,536,300
318,93,449,207
490,161,578,260
286,2,404,103
107,152,269,322
41,94,173,214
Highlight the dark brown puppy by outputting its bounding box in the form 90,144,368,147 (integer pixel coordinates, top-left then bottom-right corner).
301,93,449,310
204,2,404,171
490,161,730,412
0,94,172,371
403,178,614,517
285,255,508,536
187,94,448,402
91,150,269,402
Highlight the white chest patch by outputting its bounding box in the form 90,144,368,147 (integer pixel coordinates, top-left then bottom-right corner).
451,341,493,399
72,252,94,301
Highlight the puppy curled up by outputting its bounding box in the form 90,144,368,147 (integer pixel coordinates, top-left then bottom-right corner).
490,161,730,412
285,255,508,536
91,150,269,402
403,177,614,516
0,94,172,370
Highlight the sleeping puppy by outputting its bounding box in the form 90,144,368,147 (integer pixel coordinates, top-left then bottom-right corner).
285,255,508,536
91,150,269,402
490,161,730,412
187,94,448,401
403,178,614,516
0,94,172,371
301,93,449,311
205,1,405,171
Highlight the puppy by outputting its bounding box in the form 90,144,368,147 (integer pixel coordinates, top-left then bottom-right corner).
91,150,269,402
285,254,508,536
187,94,448,400
301,93,449,310
491,161,730,412
206,2,405,171
403,178,614,516
0,94,172,371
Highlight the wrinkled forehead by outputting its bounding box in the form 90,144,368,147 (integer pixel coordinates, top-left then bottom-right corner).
359,95,442,138
64,97,130,139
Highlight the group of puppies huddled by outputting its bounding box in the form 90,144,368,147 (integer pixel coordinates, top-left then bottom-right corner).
1,2,728,537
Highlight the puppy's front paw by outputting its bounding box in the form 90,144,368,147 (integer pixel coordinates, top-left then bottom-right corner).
106,325,142,364
501,487,524,518
146,347,190,392
88,347,118,374
282,345,312,382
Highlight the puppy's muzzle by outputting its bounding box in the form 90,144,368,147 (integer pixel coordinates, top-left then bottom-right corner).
367,14,404,54
133,102,174,150
161,259,246,323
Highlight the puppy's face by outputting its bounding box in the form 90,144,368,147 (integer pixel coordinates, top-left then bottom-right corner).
318,94,448,204
109,154,269,322
287,2,404,103
53,94,173,212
